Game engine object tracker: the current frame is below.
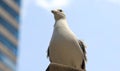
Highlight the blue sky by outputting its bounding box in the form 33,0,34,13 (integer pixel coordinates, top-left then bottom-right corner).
18,0,120,71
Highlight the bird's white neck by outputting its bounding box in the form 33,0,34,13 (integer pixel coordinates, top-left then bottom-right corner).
54,19,70,30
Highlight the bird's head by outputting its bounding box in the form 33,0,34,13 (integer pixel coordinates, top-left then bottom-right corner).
51,9,66,21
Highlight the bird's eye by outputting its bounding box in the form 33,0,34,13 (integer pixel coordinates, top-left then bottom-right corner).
59,9,62,12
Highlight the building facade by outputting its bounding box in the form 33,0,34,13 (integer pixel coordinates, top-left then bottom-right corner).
0,0,20,71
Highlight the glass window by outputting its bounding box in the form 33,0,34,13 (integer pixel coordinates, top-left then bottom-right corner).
14,0,21,6
0,52,16,71
0,34,17,56
0,0,19,23
0,17,18,39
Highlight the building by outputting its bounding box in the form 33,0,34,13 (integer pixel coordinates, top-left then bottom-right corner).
0,0,20,71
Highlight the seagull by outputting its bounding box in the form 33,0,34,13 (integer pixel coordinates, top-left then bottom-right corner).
47,9,87,71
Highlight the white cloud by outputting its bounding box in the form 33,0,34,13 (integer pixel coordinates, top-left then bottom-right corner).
36,0,70,10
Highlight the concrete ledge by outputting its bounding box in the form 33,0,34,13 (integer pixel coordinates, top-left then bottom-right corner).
46,63,82,71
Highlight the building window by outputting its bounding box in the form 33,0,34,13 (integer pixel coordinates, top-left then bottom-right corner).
0,0,19,23
0,17,18,39
0,52,16,71
14,0,21,6
0,34,17,56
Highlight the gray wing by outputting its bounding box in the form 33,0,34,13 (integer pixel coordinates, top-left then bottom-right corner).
78,40,87,70
47,46,52,62
78,40,87,61
47,47,49,58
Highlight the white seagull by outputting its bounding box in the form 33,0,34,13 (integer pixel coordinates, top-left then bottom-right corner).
47,9,87,71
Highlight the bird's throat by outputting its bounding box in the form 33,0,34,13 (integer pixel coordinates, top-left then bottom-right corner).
54,19,69,28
